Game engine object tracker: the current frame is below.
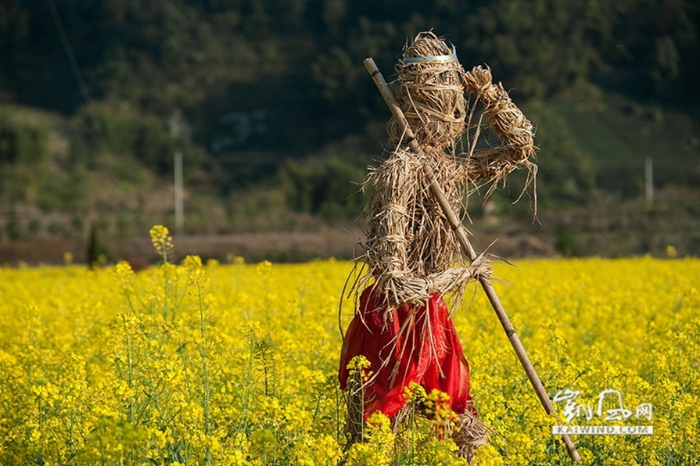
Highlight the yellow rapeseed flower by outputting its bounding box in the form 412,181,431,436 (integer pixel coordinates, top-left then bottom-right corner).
0,248,698,464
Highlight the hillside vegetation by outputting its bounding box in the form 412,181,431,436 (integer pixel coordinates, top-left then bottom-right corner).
0,0,698,261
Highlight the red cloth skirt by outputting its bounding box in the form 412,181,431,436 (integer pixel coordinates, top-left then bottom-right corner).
339,284,477,421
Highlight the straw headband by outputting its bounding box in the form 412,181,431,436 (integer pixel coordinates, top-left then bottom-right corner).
401,45,458,65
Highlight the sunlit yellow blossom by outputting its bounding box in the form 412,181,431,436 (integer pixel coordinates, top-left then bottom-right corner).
0,250,697,464
149,225,173,260
114,260,133,276
666,245,678,258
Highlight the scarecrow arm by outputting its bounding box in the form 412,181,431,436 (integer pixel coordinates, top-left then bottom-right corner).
461,66,537,186
382,261,489,307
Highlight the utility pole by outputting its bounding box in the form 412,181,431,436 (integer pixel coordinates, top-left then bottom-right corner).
645,157,654,207
169,109,189,237
174,151,184,236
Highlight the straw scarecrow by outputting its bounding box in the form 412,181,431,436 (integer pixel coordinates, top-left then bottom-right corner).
338,31,538,461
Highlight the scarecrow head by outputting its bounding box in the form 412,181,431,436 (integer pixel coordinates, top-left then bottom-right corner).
388,31,467,152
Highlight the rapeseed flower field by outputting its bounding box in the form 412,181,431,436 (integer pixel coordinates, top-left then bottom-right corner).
0,226,698,465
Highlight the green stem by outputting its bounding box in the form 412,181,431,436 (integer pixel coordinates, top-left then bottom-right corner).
237,332,255,442
122,314,135,423
197,280,212,465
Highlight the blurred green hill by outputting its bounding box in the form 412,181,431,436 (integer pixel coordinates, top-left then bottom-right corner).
0,0,698,262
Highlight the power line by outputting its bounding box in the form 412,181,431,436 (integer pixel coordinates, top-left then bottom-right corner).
46,0,90,104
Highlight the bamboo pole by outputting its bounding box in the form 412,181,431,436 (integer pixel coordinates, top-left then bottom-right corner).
363,57,581,463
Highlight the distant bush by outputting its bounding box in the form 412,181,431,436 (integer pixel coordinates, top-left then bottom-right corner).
70,103,207,177
280,156,365,219
523,103,596,207
0,115,49,166
0,115,52,207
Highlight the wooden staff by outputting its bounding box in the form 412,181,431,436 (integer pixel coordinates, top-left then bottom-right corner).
363,57,581,463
